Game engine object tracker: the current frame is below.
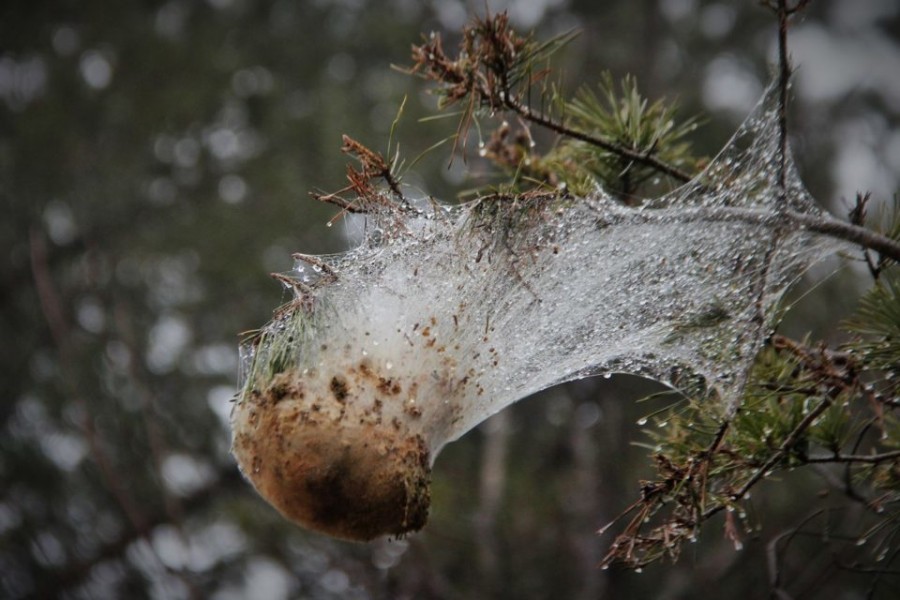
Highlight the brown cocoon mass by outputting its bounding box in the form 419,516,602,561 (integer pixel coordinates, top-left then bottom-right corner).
231,372,431,541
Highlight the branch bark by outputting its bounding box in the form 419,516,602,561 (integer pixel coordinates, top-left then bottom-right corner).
618,205,900,264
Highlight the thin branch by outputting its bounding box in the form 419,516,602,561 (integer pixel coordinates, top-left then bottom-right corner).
767,508,829,596
806,450,900,464
774,0,792,192
500,93,694,183
810,464,870,505
848,192,882,279
310,189,368,213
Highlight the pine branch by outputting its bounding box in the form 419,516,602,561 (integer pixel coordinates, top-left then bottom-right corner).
407,13,695,185
404,11,900,264
724,396,833,508
497,90,695,183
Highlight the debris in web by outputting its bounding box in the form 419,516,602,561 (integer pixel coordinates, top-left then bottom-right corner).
230,80,839,541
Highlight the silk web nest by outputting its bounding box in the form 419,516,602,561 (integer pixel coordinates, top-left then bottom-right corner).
231,82,838,541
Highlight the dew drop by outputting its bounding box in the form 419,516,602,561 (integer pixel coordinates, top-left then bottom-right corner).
369,228,385,246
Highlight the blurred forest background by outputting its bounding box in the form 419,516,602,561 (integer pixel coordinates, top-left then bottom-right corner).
3,0,900,598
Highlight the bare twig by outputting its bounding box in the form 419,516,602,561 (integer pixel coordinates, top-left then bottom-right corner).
761,0,813,190
848,192,883,279
310,188,368,213
341,134,405,199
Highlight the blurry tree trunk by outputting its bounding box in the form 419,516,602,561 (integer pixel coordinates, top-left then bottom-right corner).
474,410,511,594
564,392,603,600
639,0,664,95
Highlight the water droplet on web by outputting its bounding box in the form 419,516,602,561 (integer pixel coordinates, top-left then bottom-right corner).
369,228,385,247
